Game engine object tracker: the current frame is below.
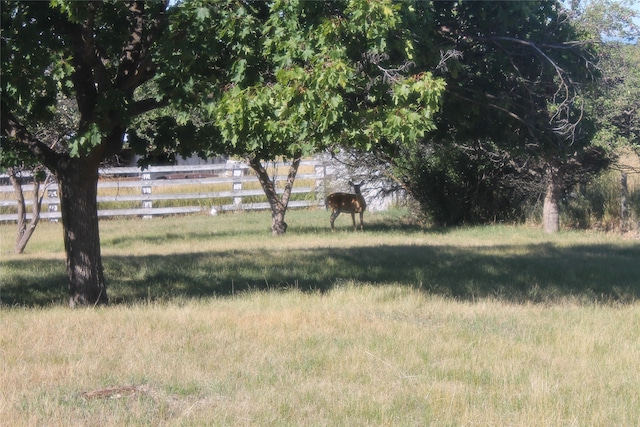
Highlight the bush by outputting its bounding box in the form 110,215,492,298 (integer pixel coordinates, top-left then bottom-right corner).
562,169,640,231
396,141,538,226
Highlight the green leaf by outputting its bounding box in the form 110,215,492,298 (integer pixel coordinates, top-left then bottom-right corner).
196,7,210,21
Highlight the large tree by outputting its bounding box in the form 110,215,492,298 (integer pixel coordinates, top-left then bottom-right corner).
369,1,607,230
1,1,170,306
142,0,445,235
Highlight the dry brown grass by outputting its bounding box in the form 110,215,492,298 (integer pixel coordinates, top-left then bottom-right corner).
1,286,640,426
1,211,640,425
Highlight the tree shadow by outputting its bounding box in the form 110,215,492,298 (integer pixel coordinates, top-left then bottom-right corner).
101,212,433,247
2,241,639,307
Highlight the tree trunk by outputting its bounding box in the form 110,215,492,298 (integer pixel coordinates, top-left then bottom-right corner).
271,208,288,236
9,169,43,254
56,158,108,307
543,168,562,234
249,156,301,236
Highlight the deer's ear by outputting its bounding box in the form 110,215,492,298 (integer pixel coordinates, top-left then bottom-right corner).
348,180,354,186
358,181,364,186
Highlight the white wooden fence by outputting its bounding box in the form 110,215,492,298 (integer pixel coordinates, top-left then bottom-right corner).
0,160,330,222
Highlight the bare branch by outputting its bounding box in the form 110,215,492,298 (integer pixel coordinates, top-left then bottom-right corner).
131,97,169,116
469,34,594,142
445,88,529,126
358,51,414,86
436,49,463,73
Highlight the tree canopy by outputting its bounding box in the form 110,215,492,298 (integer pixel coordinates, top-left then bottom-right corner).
588,44,640,155
365,1,613,229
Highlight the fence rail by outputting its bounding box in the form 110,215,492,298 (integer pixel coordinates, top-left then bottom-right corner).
0,160,329,222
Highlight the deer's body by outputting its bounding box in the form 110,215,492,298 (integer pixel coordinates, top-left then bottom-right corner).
326,181,366,231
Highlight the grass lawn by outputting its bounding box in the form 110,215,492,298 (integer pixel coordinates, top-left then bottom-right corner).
1,209,639,425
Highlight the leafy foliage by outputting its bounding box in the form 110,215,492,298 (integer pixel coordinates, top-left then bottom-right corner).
377,1,611,226
588,44,640,153
571,0,640,42
199,0,445,161
2,1,172,164
396,141,536,226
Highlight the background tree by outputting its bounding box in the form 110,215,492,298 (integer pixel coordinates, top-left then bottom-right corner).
365,1,605,231
2,95,77,253
5,165,52,254
1,1,169,306
570,0,640,42
571,0,640,229
591,44,640,153
586,43,640,228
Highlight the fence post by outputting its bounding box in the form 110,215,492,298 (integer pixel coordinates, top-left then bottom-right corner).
141,171,152,219
315,162,327,208
1,161,329,222
47,188,59,223
232,167,243,207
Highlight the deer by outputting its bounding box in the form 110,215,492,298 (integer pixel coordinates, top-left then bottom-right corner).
326,181,366,231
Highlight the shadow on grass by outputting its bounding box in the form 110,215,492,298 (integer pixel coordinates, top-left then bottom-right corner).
2,242,639,306
101,216,430,248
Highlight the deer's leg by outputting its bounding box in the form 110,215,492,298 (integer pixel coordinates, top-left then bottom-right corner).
351,212,356,231
330,211,340,231
359,212,364,231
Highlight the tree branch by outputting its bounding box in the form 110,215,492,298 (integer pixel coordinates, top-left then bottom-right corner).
1,108,62,170
468,34,593,142
280,154,302,209
248,156,282,212
115,1,167,94
445,87,529,126
131,97,170,116
61,3,113,127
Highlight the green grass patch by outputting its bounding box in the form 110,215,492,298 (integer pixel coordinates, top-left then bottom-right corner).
1,209,638,306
